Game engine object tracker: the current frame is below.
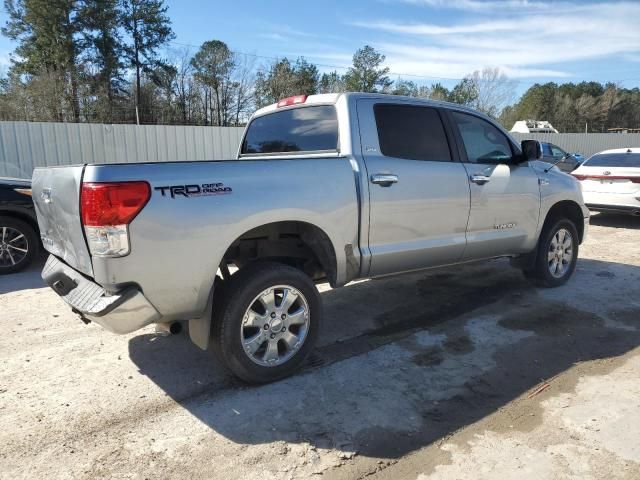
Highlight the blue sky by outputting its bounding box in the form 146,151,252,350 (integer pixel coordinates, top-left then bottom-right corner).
1,0,639,98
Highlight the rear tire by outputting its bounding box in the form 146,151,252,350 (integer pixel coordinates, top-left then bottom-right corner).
524,218,579,288
0,216,38,275
213,261,322,384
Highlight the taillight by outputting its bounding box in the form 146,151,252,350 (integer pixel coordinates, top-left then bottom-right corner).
81,182,150,257
277,95,307,107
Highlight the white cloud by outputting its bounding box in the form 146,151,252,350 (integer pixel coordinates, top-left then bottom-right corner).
353,1,640,79
352,20,517,35
258,33,289,41
394,0,574,12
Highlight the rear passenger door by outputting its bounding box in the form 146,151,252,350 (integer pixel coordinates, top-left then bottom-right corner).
357,100,471,277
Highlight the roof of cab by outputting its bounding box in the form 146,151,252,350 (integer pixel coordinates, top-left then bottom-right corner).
251,92,486,119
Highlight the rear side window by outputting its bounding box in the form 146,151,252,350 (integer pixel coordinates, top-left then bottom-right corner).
242,105,338,154
450,111,513,164
584,153,640,168
550,144,566,157
374,104,451,161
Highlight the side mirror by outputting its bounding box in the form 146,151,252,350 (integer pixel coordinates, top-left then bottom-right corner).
521,140,542,161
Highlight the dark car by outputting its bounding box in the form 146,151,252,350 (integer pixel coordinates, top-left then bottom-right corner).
540,142,582,172
0,177,39,274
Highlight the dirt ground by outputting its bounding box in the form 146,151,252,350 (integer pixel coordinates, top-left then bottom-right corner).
1,213,639,480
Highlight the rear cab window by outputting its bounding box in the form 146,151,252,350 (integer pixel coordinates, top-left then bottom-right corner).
241,105,338,155
373,104,452,161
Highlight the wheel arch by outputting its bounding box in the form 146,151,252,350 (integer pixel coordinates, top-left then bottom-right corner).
542,200,585,244
189,219,349,351
512,199,585,272
0,208,39,236
219,220,340,286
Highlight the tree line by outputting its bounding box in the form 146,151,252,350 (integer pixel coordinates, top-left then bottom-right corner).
0,0,638,131
500,82,640,133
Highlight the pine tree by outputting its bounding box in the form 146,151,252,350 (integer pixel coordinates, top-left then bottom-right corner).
190,40,234,126
3,0,84,121
254,57,318,108
119,0,174,123
80,0,123,122
343,45,391,93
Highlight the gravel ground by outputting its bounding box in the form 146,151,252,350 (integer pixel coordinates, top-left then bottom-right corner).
0,213,638,480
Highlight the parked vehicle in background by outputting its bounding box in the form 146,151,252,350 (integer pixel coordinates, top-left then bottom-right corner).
572,148,640,216
0,178,39,274
510,119,559,133
32,93,589,383
540,142,582,172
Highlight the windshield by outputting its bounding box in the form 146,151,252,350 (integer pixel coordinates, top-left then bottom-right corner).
584,153,640,168
241,105,338,155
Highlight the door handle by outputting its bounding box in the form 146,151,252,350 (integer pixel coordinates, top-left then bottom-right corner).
470,174,491,185
371,174,398,186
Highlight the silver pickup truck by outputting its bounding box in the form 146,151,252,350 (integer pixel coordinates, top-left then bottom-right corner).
32,93,589,383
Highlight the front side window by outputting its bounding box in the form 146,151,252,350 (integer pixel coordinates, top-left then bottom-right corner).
374,104,451,161
450,111,513,164
242,105,338,154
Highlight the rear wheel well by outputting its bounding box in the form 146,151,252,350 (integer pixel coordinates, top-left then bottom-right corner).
219,221,337,286
543,201,585,244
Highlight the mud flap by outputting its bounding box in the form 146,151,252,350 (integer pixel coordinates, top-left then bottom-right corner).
189,288,215,350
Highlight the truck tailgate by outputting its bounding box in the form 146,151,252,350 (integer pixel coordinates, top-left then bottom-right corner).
32,166,94,276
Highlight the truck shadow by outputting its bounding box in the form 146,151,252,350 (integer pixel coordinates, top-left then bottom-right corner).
128,258,640,460
0,252,47,294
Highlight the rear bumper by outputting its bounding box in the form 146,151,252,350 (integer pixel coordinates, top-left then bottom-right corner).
41,255,161,334
582,191,640,210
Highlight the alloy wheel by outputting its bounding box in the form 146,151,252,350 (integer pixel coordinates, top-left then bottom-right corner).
547,228,573,278
240,285,310,367
0,226,29,269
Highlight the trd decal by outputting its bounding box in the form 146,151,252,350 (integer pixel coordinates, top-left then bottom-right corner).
154,183,232,198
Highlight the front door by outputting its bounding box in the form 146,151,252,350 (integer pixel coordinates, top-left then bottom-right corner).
357,100,471,277
446,110,541,260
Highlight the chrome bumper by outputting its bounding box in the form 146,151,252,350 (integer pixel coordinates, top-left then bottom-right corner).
42,255,160,334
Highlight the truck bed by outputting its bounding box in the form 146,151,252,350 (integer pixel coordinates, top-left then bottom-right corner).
32,158,360,322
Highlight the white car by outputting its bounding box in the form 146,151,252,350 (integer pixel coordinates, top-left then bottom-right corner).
572,148,640,216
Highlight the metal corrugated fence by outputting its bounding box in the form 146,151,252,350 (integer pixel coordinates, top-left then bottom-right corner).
0,121,245,178
1,121,640,178
510,133,640,158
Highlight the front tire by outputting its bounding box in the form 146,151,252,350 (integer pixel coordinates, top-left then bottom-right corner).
525,218,579,287
213,261,322,384
0,216,38,275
